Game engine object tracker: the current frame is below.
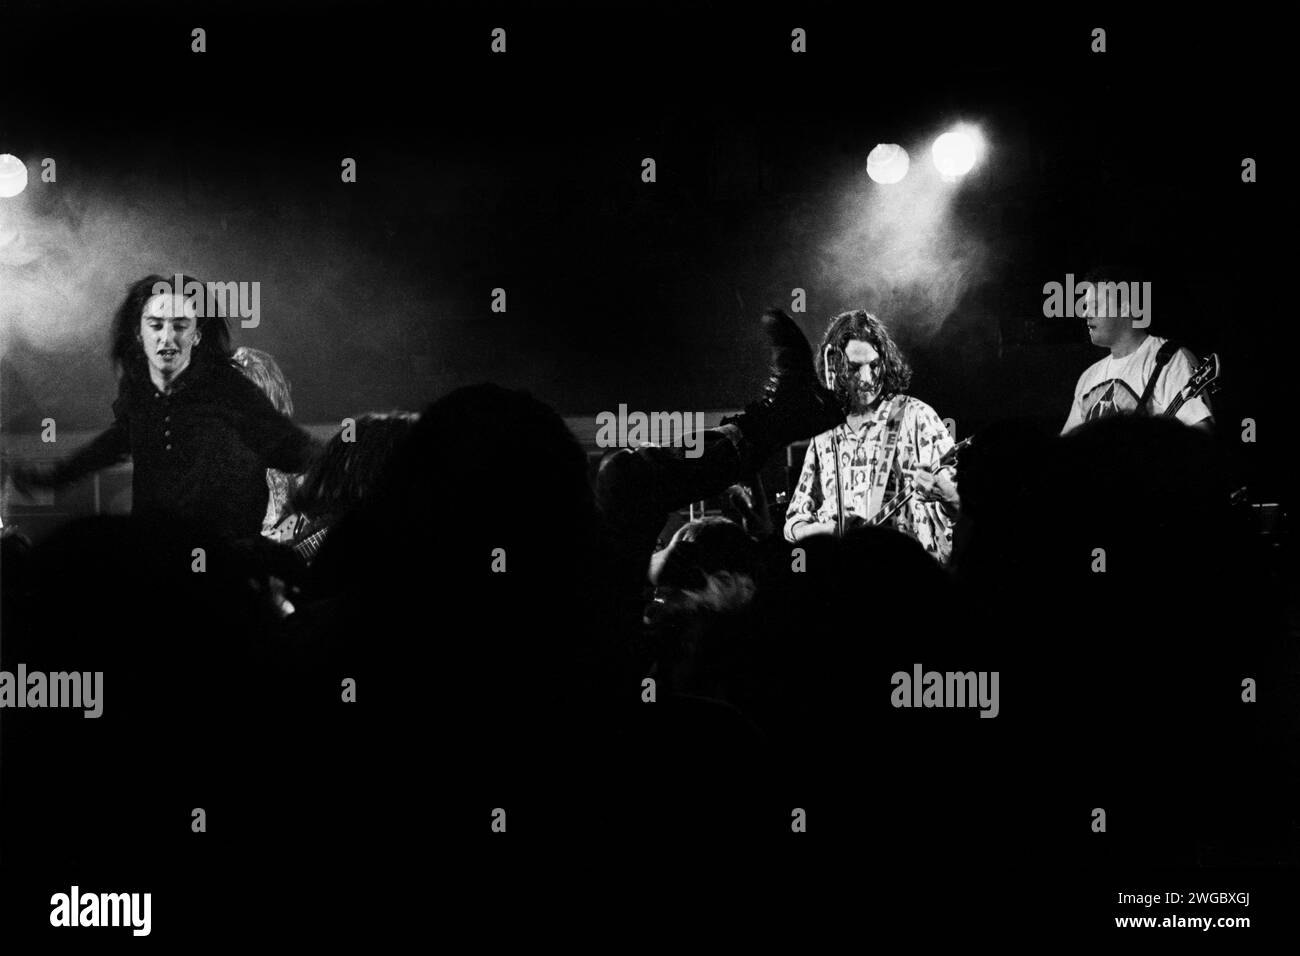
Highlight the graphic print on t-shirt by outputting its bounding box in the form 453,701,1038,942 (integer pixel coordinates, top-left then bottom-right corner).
1082,378,1143,422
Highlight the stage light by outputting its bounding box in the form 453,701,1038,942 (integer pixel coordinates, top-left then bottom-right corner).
866,144,909,185
0,154,29,198
931,128,983,179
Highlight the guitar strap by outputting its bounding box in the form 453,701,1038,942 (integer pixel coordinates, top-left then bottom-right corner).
818,395,908,524
865,396,908,520
1137,340,1180,415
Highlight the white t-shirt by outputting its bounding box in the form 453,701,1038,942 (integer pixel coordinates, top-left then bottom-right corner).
1063,335,1213,434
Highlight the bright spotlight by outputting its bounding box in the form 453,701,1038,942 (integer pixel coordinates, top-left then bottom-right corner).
931,128,983,179
866,143,909,185
0,154,29,198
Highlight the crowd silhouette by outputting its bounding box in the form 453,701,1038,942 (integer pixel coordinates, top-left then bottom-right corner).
0,312,1293,938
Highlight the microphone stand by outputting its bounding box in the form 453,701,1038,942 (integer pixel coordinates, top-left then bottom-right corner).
824,344,845,539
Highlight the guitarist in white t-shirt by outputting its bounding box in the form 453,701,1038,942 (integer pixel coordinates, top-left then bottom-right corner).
1062,270,1214,434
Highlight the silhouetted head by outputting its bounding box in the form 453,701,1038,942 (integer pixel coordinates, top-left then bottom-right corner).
333,385,603,754
292,411,418,522
379,384,595,552
651,516,758,587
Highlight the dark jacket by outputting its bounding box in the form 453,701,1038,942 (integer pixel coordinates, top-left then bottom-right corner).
49,358,319,540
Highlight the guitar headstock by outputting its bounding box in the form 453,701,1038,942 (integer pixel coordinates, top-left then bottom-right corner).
938,434,975,467
1184,352,1221,402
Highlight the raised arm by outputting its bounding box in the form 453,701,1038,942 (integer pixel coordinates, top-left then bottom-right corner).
13,419,130,492
225,370,321,474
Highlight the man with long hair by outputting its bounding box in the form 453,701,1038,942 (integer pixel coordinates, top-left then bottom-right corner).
11,274,319,541
783,309,959,563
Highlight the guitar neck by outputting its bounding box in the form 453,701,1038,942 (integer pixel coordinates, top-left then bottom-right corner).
293,526,329,561
870,435,972,527
1160,352,1218,420
937,435,973,466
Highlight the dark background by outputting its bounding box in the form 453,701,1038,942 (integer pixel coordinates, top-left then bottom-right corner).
0,5,1289,505
0,3,1293,940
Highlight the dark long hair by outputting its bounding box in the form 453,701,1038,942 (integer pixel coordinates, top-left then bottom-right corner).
110,274,234,384
292,412,420,521
815,309,912,407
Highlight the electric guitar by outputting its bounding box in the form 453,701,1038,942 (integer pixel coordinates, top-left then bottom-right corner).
866,353,1220,531
292,524,331,563
1160,352,1220,419
871,434,975,527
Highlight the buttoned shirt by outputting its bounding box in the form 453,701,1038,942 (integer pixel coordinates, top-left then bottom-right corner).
50,358,319,540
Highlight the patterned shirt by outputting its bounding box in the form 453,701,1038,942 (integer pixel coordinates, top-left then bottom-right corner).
783,394,957,563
